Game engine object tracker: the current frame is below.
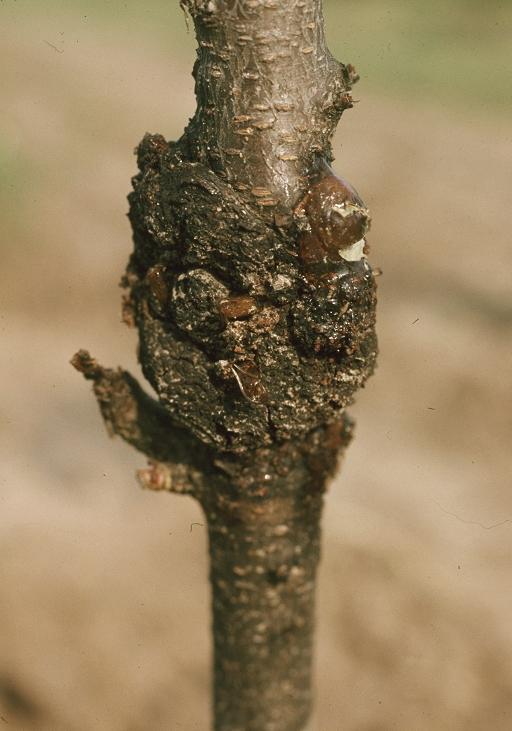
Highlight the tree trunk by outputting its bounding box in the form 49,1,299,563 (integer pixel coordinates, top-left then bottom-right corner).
73,0,377,729
203,426,348,731
180,0,356,207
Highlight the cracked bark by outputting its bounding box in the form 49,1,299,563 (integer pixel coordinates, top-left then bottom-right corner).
73,1,377,729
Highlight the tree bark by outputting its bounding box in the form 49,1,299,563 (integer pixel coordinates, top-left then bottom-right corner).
202,422,352,730
180,0,357,208
74,1,377,729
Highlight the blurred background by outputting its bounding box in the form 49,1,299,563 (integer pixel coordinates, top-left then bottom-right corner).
1,1,511,729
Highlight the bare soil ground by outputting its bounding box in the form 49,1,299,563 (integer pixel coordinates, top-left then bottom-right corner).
1,12,511,731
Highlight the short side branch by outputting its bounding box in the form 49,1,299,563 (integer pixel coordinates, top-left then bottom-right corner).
71,349,211,497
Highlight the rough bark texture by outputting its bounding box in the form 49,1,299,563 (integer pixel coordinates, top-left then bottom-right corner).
74,1,377,729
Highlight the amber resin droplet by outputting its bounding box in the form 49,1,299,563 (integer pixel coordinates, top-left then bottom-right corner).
296,163,370,267
146,265,169,308
218,295,257,321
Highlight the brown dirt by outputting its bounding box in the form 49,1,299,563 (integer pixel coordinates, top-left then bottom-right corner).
1,11,511,731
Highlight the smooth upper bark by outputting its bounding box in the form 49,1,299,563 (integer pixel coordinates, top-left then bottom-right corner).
181,0,357,208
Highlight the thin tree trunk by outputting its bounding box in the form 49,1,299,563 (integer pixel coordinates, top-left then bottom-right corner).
180,0,355,206
73,1,377,729
203,431,341,730
209,498,322,730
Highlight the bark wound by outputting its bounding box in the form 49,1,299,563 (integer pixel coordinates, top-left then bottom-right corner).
75,1,377,729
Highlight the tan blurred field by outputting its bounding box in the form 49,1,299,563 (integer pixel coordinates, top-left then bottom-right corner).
1,2,511,729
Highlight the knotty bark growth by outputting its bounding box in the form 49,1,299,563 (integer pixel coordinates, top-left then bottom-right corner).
73,1,377,729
